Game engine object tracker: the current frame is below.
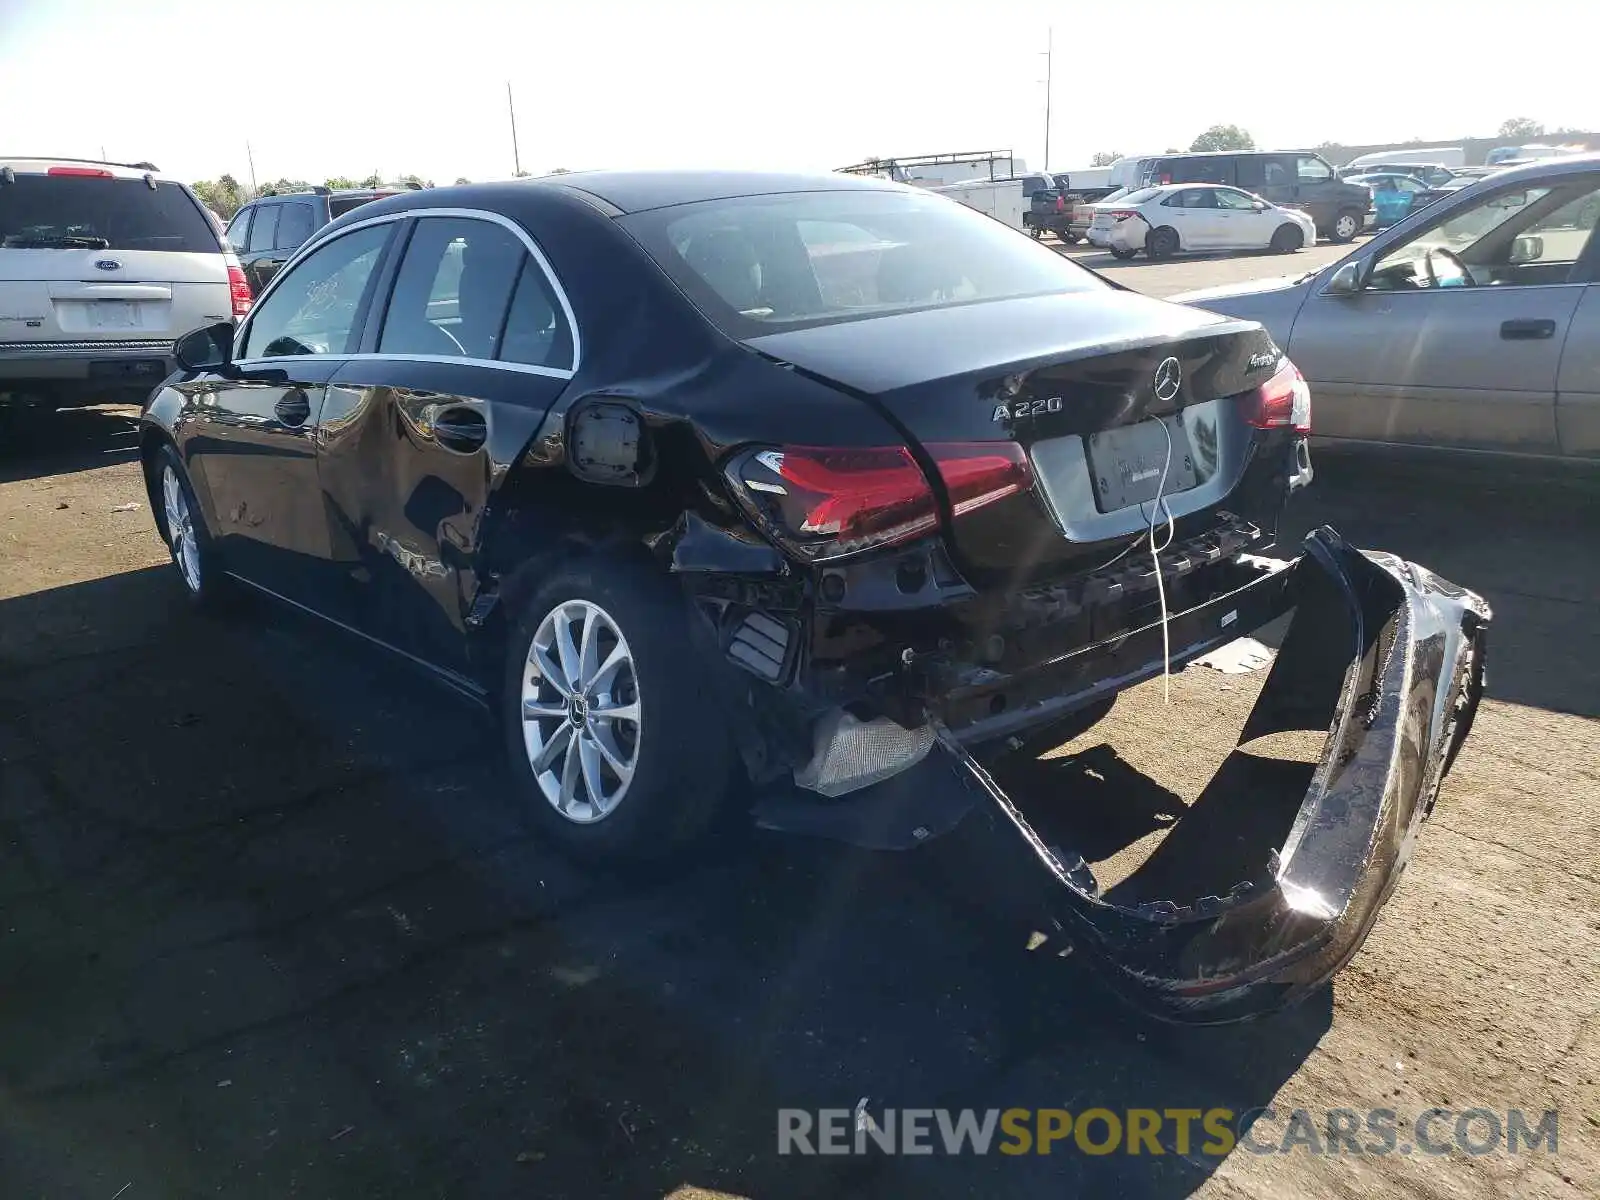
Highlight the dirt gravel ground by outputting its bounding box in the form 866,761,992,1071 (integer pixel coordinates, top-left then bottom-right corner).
1,307,1596,1195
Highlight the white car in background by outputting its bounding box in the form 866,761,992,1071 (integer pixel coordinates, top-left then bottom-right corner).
1,156,249,412
1086,183,1319,260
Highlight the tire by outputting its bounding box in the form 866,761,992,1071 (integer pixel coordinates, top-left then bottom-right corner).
150,442,231,610
1108,245,1139,261
1145,226,1180,258
1269,224,1304,254
1329,208,1363,243
501,555,735,864
1030,226,1044,240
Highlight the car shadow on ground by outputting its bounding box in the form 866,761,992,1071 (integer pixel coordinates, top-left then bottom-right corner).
0,565,1331,1199
0,404,143,485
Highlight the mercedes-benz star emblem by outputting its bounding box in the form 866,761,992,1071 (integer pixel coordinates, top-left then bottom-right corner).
1153,357,1182,402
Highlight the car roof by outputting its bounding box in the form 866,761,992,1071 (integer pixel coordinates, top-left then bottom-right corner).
0,156,170,181
524,169,905,214
1469,151,1600,184
1156,149,1313,159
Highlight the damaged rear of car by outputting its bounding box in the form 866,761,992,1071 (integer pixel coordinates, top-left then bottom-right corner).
619,183,1489,1021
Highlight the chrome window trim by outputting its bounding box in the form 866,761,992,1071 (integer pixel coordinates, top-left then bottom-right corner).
232,206,581,380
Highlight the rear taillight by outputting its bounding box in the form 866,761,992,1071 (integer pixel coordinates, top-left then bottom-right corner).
226,261,253,318
726,442,1031,562
1248,358,1312,434
47,165,114,177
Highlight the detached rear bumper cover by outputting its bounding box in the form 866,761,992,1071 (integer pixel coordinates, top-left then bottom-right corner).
943,526,1490,1023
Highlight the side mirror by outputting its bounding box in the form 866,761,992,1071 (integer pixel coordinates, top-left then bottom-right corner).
1252,200,1267,211
1510,234,1544,263
174,322,235,372
1325,261,1363,295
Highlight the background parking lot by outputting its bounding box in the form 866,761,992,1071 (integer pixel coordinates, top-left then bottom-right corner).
1,247,1595,1199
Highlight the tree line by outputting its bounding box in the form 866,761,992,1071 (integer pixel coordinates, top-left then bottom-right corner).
189,173,465,217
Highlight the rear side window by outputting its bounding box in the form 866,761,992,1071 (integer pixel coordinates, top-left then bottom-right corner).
247,205,279,253
622,188,1105,337
1262,158,1295,187
379,216,525,360
225,208,251,250
277,202,316,250
0,174,219,252
499,258,575,371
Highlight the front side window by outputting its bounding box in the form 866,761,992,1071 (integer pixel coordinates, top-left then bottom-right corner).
378,217,526,360
240,223,391,359
1296,156,1334,183
1369,177,1600,290
621,188,1106,336
247,205,279,254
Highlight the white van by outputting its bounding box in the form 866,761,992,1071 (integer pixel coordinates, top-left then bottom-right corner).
1,157,249,409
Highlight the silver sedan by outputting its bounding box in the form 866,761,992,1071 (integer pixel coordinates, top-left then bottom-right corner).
1175,154,1600,461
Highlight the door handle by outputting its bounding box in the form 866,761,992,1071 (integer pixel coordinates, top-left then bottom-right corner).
1500,318,1556,340
274,389,311,426
428,405,488,452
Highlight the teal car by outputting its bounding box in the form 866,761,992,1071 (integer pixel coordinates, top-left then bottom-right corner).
1346,173,1448,227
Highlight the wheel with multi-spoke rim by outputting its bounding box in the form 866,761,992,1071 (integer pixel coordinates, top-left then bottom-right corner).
150,442,229,609
502,557,735,862
520,599,643,824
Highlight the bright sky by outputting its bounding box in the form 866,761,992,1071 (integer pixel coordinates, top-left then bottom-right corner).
1,0,1592,185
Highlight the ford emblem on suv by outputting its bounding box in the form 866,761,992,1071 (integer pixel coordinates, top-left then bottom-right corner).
94,259,122,271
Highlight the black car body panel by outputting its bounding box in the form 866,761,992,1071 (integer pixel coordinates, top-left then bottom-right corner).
141,170,1488,1023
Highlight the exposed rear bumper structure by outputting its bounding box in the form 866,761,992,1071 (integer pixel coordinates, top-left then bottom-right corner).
946,527,1487,1022
752,527,1490,1023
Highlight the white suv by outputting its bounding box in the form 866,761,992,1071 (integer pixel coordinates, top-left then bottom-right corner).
0,157,251,409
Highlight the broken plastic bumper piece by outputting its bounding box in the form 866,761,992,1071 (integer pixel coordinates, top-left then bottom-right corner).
940,526,1490,1023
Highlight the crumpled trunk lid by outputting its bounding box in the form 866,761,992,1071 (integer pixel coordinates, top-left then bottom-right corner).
744,291,1287,580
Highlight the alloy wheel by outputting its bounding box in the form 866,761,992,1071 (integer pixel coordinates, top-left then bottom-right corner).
161,464,202,593
520,599,642,823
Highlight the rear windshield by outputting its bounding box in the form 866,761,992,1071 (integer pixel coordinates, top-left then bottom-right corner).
329,192,398,218
1118,187,1163,205
620,189,1106,336
0,174,219,252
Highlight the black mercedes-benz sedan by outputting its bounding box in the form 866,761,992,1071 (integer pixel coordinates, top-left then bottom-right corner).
141,170,1489,1021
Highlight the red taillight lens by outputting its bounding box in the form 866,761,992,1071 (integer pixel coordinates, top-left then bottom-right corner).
727,442,1031,562
931,443,1033,517
1248,358,1312,434
47,165,114,177
227,263,253,317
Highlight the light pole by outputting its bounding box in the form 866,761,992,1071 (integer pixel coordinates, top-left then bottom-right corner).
1041,27,1053,171
507,82,522,177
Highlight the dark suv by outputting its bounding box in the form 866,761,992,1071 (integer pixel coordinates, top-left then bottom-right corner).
225,186,406,294
1143,151,1372,242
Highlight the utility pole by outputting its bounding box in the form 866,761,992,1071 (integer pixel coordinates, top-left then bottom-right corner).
245,141,258,195
507,81,522,176
1041,27,1053,171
